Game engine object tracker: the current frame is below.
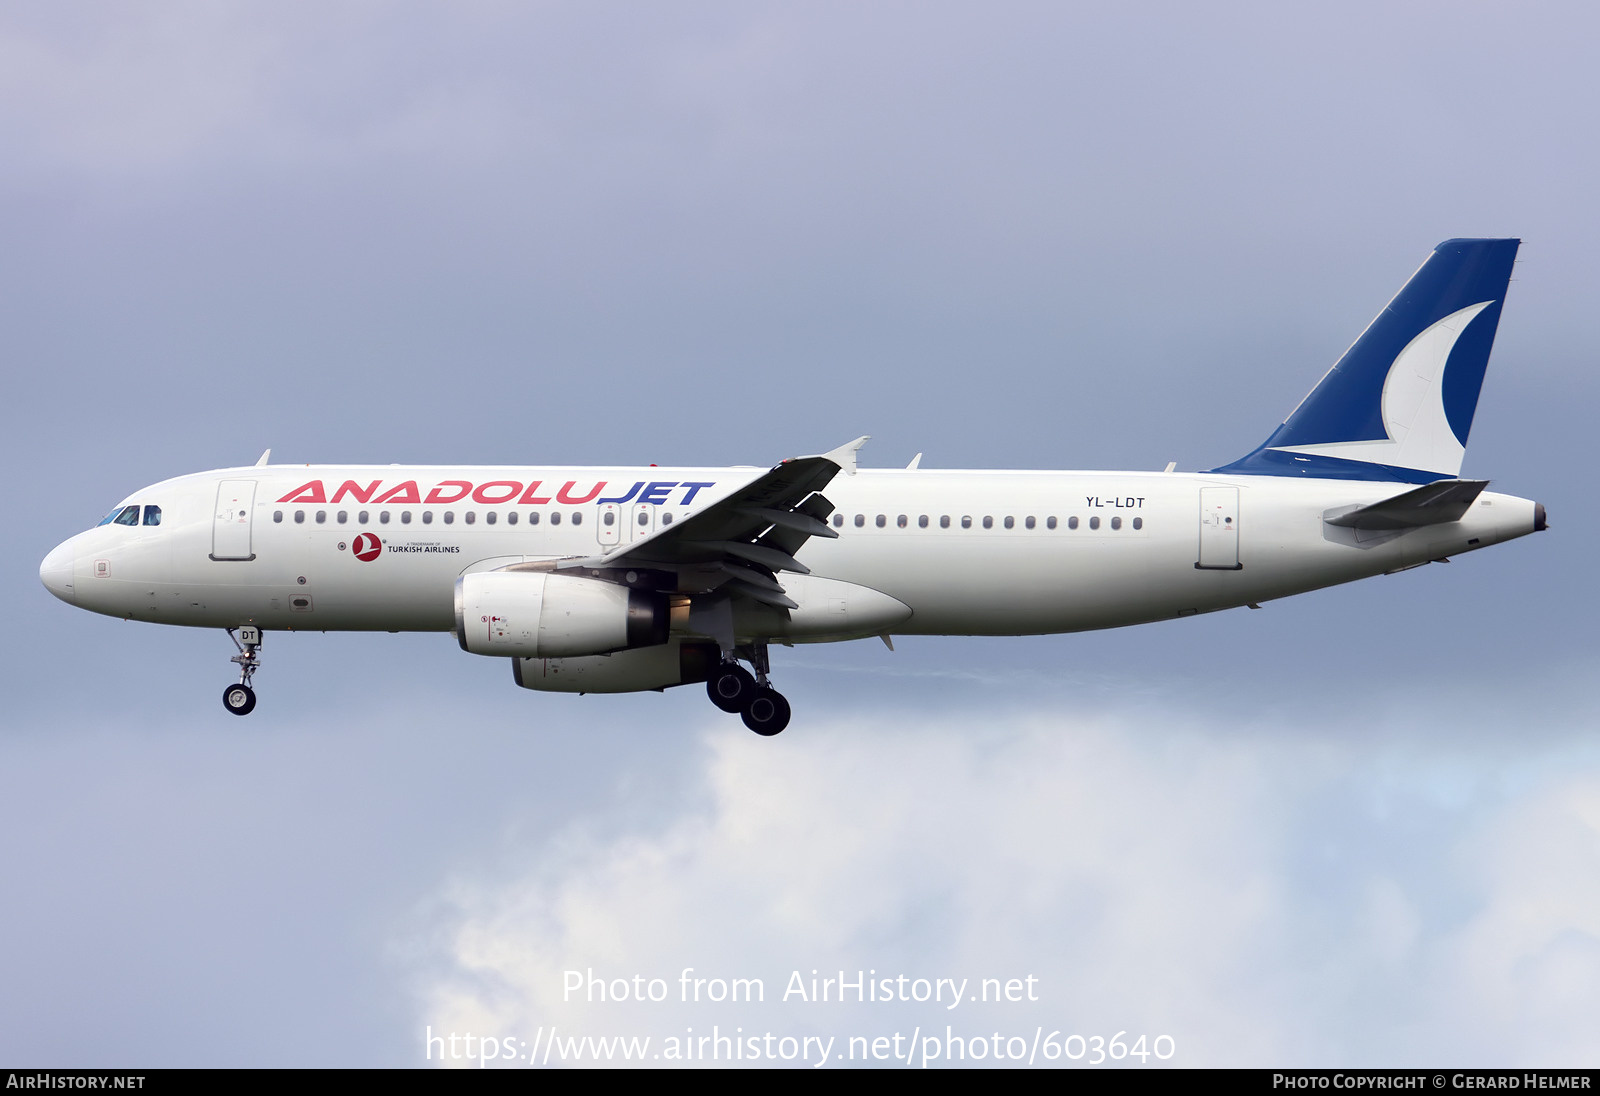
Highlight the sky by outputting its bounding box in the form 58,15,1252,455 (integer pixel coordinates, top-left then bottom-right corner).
2,0,1597,1068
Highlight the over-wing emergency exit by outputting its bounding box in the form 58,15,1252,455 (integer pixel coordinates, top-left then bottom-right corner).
40,240,1545,734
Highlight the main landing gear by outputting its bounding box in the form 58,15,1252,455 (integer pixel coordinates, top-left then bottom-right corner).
223,626,262,716
706,643,791,736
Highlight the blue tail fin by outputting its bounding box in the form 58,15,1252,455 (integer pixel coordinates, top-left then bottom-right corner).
1213,238,1520,483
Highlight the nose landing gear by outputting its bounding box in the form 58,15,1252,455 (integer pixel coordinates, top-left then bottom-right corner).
706,643,791,735
223,626,262,716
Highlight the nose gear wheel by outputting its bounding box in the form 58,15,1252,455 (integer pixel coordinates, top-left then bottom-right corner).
223,627,263,716
223,683,256,715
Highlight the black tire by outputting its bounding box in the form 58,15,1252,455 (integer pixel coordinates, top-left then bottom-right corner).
707,664,755,713
741,687,791,736
223,683,256,716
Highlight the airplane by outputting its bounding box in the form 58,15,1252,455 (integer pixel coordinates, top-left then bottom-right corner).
39,239,1545,735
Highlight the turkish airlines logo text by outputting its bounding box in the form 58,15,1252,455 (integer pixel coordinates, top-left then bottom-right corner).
351,533,383,562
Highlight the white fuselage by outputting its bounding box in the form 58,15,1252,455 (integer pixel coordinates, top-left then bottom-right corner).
41,463,1541,641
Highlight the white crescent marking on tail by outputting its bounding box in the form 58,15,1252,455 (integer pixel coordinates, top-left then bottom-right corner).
1269,300,1493,477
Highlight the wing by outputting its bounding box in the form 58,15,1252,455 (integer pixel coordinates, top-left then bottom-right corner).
552,436,868,614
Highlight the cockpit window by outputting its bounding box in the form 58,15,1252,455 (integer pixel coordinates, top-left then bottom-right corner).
96,503,155,529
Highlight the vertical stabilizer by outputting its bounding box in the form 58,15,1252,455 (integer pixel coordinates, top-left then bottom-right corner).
1214,239,1519,482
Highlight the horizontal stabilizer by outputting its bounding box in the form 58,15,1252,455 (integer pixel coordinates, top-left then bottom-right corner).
1324,479,1489,531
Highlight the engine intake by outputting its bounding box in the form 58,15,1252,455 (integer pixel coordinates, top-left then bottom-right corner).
455,571,667,658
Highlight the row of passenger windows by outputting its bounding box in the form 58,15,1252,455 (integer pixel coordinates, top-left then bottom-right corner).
272,509,680,527
98,504,161,527
272,508,1142,531
831,513,1144,531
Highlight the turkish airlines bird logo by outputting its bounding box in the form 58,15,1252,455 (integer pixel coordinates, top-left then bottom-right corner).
351,533,383,562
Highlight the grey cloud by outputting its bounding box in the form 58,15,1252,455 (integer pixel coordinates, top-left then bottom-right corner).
413,687,1600,1066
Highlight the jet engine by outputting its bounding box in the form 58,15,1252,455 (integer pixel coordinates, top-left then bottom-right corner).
454,571,668,658
512,640,719,693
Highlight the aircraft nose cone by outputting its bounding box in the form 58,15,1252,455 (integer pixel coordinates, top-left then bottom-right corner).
40,541,75,604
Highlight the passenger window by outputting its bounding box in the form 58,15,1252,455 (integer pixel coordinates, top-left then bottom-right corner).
1047,516,1057,530
961,516,972,529
832,514,844,528
897,515,907,528
528,512,540,525
855,514,865,528
507,512,517,525
876,515,886,528
982,516,993,529
486,512,497,525
572,512,582,526
465,512,476,525
337,511,348,524
294,510,305,524
315,510,326,524
143,505,162,527
661,513,672,525
359,511,369,525
273,511,284,524
1004,516,1014,529
443,512,454,525
940,515,950,529
550,512,561,526
918,515,928,528
1068,516,1079,530
637,512,648,526
604,512,615,527
1133,517,1143,530
1089,516,1100,530
380,511,390,524
422,511,433,524
1025,516,1035,530
1111,516,1122,530
401,511,412,524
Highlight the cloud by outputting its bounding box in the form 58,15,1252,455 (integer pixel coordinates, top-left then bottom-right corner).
410,688,1600,1067
1435,778,1600,1063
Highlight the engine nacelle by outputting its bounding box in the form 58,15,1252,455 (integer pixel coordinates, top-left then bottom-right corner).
513,641,720,694
455,571,667,658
